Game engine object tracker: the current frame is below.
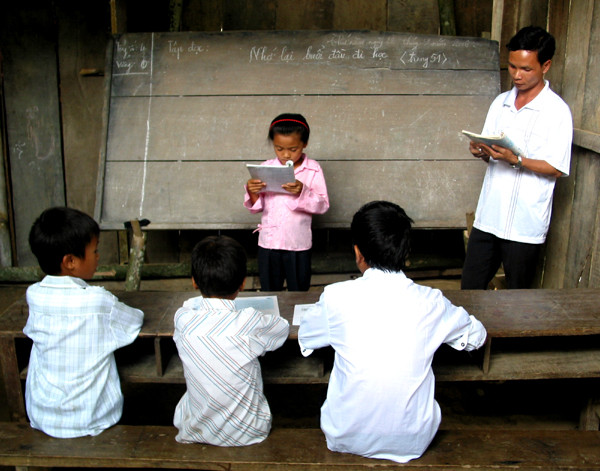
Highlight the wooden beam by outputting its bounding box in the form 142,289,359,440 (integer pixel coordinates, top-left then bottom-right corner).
110,0,127,34
574,129,600,155
491,0,504,45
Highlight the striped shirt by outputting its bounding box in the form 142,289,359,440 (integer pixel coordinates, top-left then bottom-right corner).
173,296,289,445
24,276,144,438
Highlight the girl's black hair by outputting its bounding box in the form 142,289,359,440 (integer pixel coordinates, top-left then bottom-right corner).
351,201,413,272
268,113,310,144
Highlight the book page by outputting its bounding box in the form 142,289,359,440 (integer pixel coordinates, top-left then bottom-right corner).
293,303,315,325
461,130,524,156
235,296,280,316
247,161,295,193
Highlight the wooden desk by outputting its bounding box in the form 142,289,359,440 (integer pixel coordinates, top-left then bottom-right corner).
1,289,599,425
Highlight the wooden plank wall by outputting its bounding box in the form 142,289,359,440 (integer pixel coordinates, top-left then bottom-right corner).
541,0,600,288
95,31,499,230
0,1,66,267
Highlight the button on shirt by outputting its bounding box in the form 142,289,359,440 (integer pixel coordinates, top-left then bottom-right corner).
298,269,487,463
474,81,573,243
23,276,144,438
173,296,290,446
244,156,329,251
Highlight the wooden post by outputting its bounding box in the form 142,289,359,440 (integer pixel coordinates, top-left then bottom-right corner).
124,220,147,291
438,0,456,36
491,0,504,45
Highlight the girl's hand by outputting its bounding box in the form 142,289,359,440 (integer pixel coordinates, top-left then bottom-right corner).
282,180,303,195
247,179,266,194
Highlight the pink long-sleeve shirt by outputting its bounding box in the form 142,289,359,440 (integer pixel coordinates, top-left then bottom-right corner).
244,156,329,251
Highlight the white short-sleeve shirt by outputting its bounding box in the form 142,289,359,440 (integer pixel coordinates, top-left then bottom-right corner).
473,81,573,243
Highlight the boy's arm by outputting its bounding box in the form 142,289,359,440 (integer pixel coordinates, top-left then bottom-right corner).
251,313,290,354
109,296,145,346
445,313,487,351
436,295,487,352
298,299,330,357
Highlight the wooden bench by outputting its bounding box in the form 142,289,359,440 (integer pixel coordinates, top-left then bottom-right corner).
1,289,600,428
1,422,599,470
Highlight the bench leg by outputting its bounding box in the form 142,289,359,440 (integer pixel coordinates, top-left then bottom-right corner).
579,397,600,430
0,337,27,422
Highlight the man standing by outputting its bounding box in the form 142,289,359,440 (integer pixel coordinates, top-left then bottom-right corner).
461,26,573,290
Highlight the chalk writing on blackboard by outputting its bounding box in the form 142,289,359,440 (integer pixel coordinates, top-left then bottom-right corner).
400,47,448,68
114,39,151,76
248,44,391,64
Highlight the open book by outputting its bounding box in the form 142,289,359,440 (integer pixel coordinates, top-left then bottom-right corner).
246,160,295,194
462,130,524,156
234,295,280,317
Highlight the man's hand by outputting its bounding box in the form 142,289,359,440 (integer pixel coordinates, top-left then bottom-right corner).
469,141,490,162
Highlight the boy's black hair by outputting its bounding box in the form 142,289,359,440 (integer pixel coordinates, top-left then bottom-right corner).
507,26,555,65
29,207,100,275
268,113,310,144
191,235,247,297
351,201,413,272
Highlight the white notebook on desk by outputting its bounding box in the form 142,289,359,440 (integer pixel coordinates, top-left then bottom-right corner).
234,296,280,317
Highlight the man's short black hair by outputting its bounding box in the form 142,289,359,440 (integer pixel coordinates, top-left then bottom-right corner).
351,201,413,272
507,26,555,64
191,235,247,297
29,207,100,275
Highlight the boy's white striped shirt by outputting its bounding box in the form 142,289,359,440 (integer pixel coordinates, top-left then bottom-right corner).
173,296,289,446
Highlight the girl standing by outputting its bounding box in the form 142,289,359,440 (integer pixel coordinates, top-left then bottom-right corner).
244,113,329,291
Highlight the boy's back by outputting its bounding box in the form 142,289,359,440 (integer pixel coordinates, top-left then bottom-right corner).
298,201,487,463
173,295,289,446
24,206,143,438
300,269,486,462
25,275,144,438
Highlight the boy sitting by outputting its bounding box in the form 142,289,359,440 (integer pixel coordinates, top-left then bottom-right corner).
24,207,144,438
173,235,290,446
299,201,487,463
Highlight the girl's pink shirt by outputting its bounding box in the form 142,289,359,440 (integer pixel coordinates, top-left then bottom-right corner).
244,155,329,251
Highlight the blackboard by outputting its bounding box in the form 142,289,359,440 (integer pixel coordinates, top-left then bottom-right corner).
95,30,499,230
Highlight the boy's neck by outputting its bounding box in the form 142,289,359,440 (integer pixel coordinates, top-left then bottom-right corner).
203,290,239,301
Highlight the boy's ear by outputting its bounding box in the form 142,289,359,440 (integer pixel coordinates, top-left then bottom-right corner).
353,245,369,273
239,277,246,292
191,277,199,290
61,254,77,274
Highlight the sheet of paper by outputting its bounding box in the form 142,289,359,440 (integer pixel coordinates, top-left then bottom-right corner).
293,303,315,325
246,161,295,194
235,296,280,317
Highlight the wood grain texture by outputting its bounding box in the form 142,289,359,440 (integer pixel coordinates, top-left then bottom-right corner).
0,423,599,469
97,31,500,229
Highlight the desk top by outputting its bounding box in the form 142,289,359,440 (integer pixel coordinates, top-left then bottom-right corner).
1,288,599,340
